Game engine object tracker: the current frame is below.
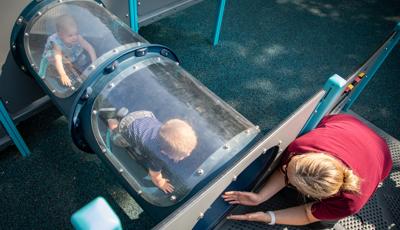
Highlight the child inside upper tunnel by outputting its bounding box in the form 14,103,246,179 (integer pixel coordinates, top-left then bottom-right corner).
41,14,97,89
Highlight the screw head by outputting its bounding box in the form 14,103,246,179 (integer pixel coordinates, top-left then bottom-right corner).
170,195,177,201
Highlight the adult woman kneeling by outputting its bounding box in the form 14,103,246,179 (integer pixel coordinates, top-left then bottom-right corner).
223,114,392,229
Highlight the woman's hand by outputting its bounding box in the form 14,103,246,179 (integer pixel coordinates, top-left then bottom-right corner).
222,191,261,206
227,211,270,223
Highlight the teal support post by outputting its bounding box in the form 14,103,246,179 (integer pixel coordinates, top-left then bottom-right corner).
213,0,227,46
0,100,31,157
71,197,122,230
343,22,400,111
128,0,139,32
300,74,347,135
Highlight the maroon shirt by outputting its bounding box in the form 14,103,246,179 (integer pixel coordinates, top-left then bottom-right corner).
281,114,392,220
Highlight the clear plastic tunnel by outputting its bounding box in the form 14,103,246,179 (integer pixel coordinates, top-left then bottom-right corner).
22,0,146,98
11,0,260,210
90,56,259,206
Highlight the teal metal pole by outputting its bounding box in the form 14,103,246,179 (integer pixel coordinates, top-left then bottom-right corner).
300,74,347,135
0,101,31,157
213,0,227,46
129,0,139,32
343,22,400,111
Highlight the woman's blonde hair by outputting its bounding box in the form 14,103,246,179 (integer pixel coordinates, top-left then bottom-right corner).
290,153,361,199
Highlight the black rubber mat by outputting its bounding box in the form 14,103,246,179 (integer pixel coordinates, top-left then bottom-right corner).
215,113,400,230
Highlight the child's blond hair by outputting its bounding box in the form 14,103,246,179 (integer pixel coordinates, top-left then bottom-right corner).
290,153,361,199
56,15,77,33
159,119,197,160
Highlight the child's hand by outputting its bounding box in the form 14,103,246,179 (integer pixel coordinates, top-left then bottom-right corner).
107,119,119,130
60,74,72,86
157,178,175,194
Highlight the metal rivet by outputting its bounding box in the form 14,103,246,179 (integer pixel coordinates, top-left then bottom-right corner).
132,66,136,70
17,17,23,24
71,86,75,91
137,1,141,5
119,168,124,173
108,83,115,88
88,64,95,70
21,66,26,71
12,44,16,49
196,169,204,176
223,145,229,150
102,148,107,153
262,148,267,154
5,101,9,104
314,110,318,114
170,195,176,201
138,190,143,195
199,212,204,219
24,33,29,37
112,49,117,53
255,125,260,130
92,110,97,115
51,89,56,93
37,11,42,16
125,14,129,18
278,140,283,145
232,175,237,181
31,63,35,67
156,57,161,61
245,129,250,134
175,62,179,66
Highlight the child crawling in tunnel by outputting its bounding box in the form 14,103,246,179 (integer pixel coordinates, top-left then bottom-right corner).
108,111,198,193
42,14,97,88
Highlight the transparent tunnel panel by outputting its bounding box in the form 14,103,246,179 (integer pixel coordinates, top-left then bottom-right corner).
91,57,259,206
23,0,147,98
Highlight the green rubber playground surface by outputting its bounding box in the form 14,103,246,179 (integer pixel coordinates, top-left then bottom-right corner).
1,0,399,229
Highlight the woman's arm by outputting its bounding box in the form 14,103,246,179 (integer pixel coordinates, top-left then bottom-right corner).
53,45,71,86
227,203,320,225
223,168,286,205
78,35,97,62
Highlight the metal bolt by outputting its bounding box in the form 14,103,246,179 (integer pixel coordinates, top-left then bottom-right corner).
137,190,143,195
223,144,229,150
5,101,9,104
255,125,260,130
24,33,29,37
119,168,124,173
196,169,204,176
137,1,141,5
112,49,117,53
170,195,176,201
92,110,97,115
12,44,16,49
108,83,115,88
132,66,136,70
245,129,250,134
125,14,129,18
31,63,35,67
262,148,267,154
21,66,26,71
58,0,63,3
278,140,282,145
175,62,180,66
17,17,23,24
37,11,42,17
71,86,75,91
232,175,237,181
314,110,318,114
156,57,161,62
51,89,56,93
198,212,204,219
102,148,107,153
88,64,95,70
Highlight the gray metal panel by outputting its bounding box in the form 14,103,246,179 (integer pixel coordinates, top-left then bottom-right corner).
0,0,51,150
102,0,204,27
